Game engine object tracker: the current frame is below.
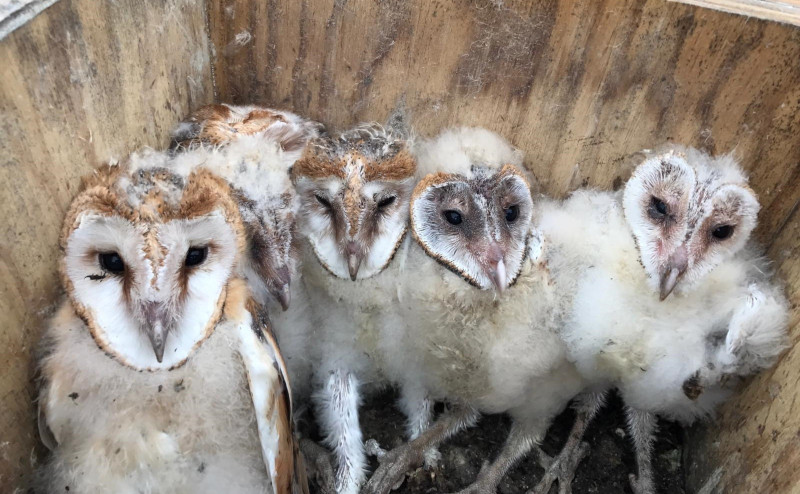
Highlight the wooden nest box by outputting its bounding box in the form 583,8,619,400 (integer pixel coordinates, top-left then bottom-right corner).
1,0,798,491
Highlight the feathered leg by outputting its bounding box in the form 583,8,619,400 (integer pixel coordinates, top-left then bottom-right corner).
625,406,657,494
453,421,543,494
530,391,607,494
314,370,365,494
398,383,440,468
363,404,480,494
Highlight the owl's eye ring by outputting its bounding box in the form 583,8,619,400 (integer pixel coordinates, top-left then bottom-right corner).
504,205,519,222
315,194,332,209
99,252,125,274
648,197,669,220
711,224,734,240
444,210,463,225
185,246,209,267
377,196,396,209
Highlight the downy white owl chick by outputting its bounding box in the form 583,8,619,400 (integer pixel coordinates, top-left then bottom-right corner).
288,115,419,494
35,152,308,494
534,148,790,494
365,128,586,494
171,103,323,311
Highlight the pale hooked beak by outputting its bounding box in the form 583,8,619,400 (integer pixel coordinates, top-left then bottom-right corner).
659,245,688,301
346,241,363,281
269,265,292,311
272,283,292,311
483,242,507,293
141,301,172,363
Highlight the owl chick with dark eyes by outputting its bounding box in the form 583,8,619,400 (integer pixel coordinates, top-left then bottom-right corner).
365,127,588,494
288,113,423,494
532,148,789,494
35,151,308,494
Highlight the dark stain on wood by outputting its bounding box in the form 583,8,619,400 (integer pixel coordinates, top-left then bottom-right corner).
453,0,558,101
352,0,412,119
264,0,280,104
319,0,349,119
291,0,312,113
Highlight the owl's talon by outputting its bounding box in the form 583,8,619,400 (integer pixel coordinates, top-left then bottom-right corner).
423,447,442,470
362,441,424,494
299,438,336,494
529,441,589,494
452,475,499,494
365,438,388,461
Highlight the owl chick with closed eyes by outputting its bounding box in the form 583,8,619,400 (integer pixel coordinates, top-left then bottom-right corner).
365,127,587,494
171,104,323,400
532,148,789,494
288,113,422,494
35,151,308,494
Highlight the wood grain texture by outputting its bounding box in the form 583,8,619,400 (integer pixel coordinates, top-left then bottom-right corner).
207,1,800,491
1,0,798,491
0,0,213,488
208,0,800,245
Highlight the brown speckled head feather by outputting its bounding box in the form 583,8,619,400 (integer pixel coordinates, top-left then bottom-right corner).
291,145,346,180
364,149,417,182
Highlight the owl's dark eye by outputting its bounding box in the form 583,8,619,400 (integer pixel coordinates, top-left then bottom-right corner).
648,197,668,220
444,210,463,225
99,252,125,274
504,205,519,222
185,246,208,267
377,196,396,209
711,225,734,240
315,194,331,209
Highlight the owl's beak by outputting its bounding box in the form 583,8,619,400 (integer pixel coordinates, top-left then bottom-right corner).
659,245,688,301
483,242,507,293
490,259,507,293
272,283,292,311
268,265,292,311
346,241,363,281
141,301,172,363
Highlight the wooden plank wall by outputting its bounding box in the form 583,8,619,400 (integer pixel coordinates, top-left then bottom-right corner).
0,0,213,488
206,0,800,492
1,0,798,492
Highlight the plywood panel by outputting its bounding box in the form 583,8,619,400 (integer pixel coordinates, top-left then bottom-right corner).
208,0,800,245
207,1,800,491
0,0,213,488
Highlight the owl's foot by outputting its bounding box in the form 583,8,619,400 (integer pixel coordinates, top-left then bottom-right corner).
423,446,442,470
529,441,589,494
363,440,425,494
629,472,656,494
450,461,502,494
365,438,388,460
300,439,336,494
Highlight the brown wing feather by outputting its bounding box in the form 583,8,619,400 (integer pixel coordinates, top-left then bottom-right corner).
247,298,309,494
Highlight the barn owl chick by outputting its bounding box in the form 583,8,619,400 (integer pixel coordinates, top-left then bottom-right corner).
171,103,322,310
286,115,421,494
365,128,587,494
35,151,308,494
534,148,789,494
